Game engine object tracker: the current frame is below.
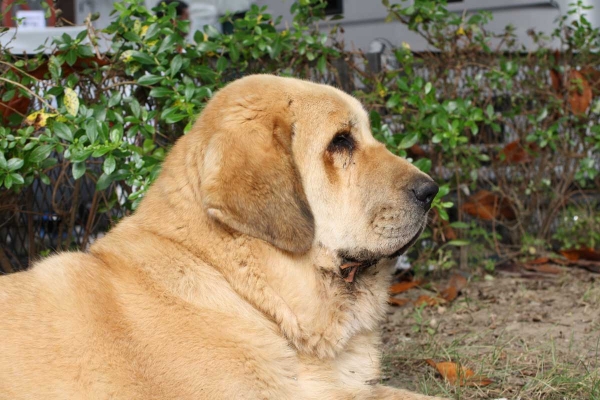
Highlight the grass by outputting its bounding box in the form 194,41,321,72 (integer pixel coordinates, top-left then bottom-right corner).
382,272,600,399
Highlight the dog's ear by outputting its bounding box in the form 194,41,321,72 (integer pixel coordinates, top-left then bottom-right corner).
200,109,314,254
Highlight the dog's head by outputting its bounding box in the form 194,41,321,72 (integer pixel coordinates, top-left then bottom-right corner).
198,75,437,267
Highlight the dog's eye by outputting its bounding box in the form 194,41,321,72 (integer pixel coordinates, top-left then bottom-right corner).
328,132,355,153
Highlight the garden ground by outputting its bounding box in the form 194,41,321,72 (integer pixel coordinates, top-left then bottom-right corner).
382,267,600,399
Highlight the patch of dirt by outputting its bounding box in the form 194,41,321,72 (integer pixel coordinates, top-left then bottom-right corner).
382,268,600,399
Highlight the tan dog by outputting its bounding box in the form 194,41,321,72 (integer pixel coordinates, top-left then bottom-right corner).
0,75,445,400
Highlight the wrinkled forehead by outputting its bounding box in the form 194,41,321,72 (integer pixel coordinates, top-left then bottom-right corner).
290,86,373,140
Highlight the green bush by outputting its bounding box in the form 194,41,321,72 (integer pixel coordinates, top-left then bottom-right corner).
0,0,598,271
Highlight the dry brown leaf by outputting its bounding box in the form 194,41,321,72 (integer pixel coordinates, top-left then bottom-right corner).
408,144,427,158
389,280,421,295
499,139,534,164
550,68,561,92
581,66,600,94
462,190,516,221
430,209,457,241
387,297,410,307
555,251,600,273
440,286,458,302
523,263,563,275
425,359,493,387
0,95,31,121
529,257,550,265
442,223,457,240
560,248,600,262
567,70,593,115
414,295,443,307
439,274,468,302
550,63,595,114
448,274,468,291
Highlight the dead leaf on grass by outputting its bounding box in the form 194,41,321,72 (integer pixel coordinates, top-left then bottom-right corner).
523,259,564,275
440,274,468,302
528,257,550,265
425,359,493,387
560,248,600,262
389,280,422,295
440,286,459,302
387,297,410,307
414,295,443,307
448,274,468,291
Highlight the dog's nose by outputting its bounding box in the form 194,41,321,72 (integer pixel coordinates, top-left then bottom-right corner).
410,178,439,211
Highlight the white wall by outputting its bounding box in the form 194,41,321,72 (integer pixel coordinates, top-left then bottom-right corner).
255,0,600,52
74,0,599,52
76,0,120,28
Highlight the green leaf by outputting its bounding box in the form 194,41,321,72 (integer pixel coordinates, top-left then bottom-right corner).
149,87,173,98
398,132,419,149
204,24,220,38
229,44,240,62
110,128,122,143
438,208,449,221
437,184,450,198
72,162,86,180
96,173,113,191
4,174,12,189
486,104,494,119
49,55,61,81
143,139,155,153
449,221,470,229
447,239,470,247
424,82,432,95
92,147,111,158
137,74,162,85
39,173,51,185
103,155,116,175
77,44,94,58
76,29,88,42
53,122,74,142
29,144,54,163
170,55,183,77
216,56,228,73
85,119,98,143
184,86,194,102
413,158,432,173
157,35,177,54
130,51,156,65
130,99,141,119
2,89,15,102
386,93,401,109
65,49,78,66
108,91,122,107
163,109,186,124
317,55,326,74
7,158,24,171
10,172,24,185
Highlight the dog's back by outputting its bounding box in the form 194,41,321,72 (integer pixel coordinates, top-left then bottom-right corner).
0,253,128,397
0,235,298,399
